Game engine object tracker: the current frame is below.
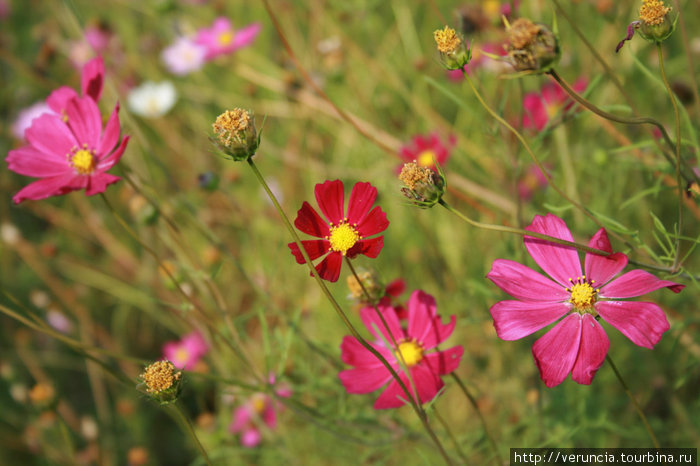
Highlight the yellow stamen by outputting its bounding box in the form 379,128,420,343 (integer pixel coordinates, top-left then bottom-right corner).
434,26,461,53
140,361,181,394
251,393,267,414
639,0,671,26
327,220,361,255
212,108,250,148
395,340,424,367
174,347,190,365
218,31,234,46
566,276,599,310
71,148,96,175
417,150,436,167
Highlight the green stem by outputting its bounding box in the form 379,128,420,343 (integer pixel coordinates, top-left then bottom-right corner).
657,44,683,273
169,403,213,466
434,408,470,465
246,158,453,465
450,373,503,465
606,355,660,448
438,199,610,257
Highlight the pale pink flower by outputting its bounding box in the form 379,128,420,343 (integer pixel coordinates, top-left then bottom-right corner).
11,102,55,140
487,214,684,387
162,331,209,370
161,36,207,75
194,18,261,60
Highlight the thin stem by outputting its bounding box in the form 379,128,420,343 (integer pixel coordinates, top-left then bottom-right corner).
169,403,213,466
434,408,470,465
438,199,610,257
246,158,453,464
606,355,660,448
450,373,503,465
657,44,683,273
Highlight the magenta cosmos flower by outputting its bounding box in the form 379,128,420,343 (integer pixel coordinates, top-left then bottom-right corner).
6,95,129,204
162,331,209,370
288,180,388,283
47,56,104,116
522,78,587,131
398,133,455,172
339,290,463,409
487,214,684,388
229,377,291,448
194,17,261,60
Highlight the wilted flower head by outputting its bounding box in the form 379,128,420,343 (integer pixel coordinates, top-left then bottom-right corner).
505,18,559,73
433,26,471,71
399,162,446,208
161,36,207,75
128,81,177,118
139,360,182,404
212,108,259,161
616,0,675,52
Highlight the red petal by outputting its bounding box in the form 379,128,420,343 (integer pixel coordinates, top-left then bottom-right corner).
360,301,405,344
356,206,388,237
340,336,393,368
85,173,121,196
315,251,343,282
314,179,344,224
288,240,329,264
6,146,70,177
348,236,384,259
293,201,329,238
81,56,104,102
12,173,85,204
97,102,121,157
338,366,392,394
595,301,670,349
346,182,377,224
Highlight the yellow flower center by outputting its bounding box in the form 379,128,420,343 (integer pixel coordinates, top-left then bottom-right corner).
639,0,671,25
395,340,424,367
417,150,436,167
434,26,461,53
218,31,234,46
251,393,267,414
327,221,361,255
141,361,181,394
213,108,251,148
566,276,599,310
483,0,500,19
71,148,96,175
174,347,190,365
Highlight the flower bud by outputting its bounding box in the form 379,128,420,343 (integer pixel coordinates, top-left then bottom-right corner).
399,161,446,208
433,26,471,71
346,267,385,305
638,0,675,43
138,360,182,405
505,18,559,74
211,108,259,161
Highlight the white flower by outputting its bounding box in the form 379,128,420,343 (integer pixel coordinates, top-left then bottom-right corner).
127,81,177,118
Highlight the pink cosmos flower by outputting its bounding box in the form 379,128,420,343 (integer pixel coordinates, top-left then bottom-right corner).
487,214,684,388
11,102,55,140
47,56,104,116
194,18,261,60
229,377,291,448
398,133,455,172
6,95,129,203
522,78,587,132
162,331,209,370
339,290,464,409
517,164,549,201
161,36,207,75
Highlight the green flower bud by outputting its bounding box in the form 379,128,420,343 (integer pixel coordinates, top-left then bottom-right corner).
433,26,471,71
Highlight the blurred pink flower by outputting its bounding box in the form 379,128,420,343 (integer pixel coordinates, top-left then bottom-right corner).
339,290,463,409
6,96,129,203
47,56,104,116
0,0,10,19
487,214,684,387
47,310,73,334
161,36,207,75
194,18,261,60
11,102,55,140
517,164,549,200
229,378,291,448
162,331,209,370
398,133,455,171
522,78,587,131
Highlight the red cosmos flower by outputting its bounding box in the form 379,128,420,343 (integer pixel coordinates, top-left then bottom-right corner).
339,290,463,409
522,78,587,131
288,180,388,283
398,133,455,172
487,214,684,388
6,95,129,204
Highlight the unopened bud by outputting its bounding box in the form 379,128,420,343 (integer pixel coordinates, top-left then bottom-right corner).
505,18,559,74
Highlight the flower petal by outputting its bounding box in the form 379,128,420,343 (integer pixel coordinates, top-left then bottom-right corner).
361,300,405,344
385,279,406,297
599,269,684,298
288,239,329,264
571,314,608,385
410,364,444,405
356,206,389,237
348,236,384,259
346,182,377,224
25,113,77,158
373,377,409,409
407,290,456,349
293,201,329,238
229,405,251,433
85,173,121,196
584,228,628,286
81,56,104,102
532,314,582,388
241,429,261,448
340,336,393,368
595,301,670,349
6,146,70,177
47,86,79,114
231,22,262,50
97,102,121,157
97,136,129,172
314,179,344,224
315,251,343,282
338,366,393,394
65,96,102,149
489,300,570,340
11,173,85,204
423,345,463,375
524,214,582,286
487,259,570,302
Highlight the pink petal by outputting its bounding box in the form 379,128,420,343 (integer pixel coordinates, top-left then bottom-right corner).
487,259,570,302
595,301,670,349
314,251,342,282
423,345,463,375
6,146,70,177
532,314,582,388
96,136,129,172
340,336,393,368
360,301,405,344
373,378,408,409
288,239,330,264
407,290,456,349
385,279,406,297
571,314,608,385
346,182,377,224
97,102,121,157
65,96,102,148
229,406,251,433
522,93,547,131
583,228,628,286
85,173,121,196
410,364,444,405
81,56,104,102
524,214,582,287
262,403,277,429
47,87,79,114
356,206,389,237
348,236,384,259
338,366,393,394
25,113,77,158
599,269,684,298
231,22,262,50
240,429,261,448
314,180,344,224
12,173,85,204
294,201,329,238
489,300,570,340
